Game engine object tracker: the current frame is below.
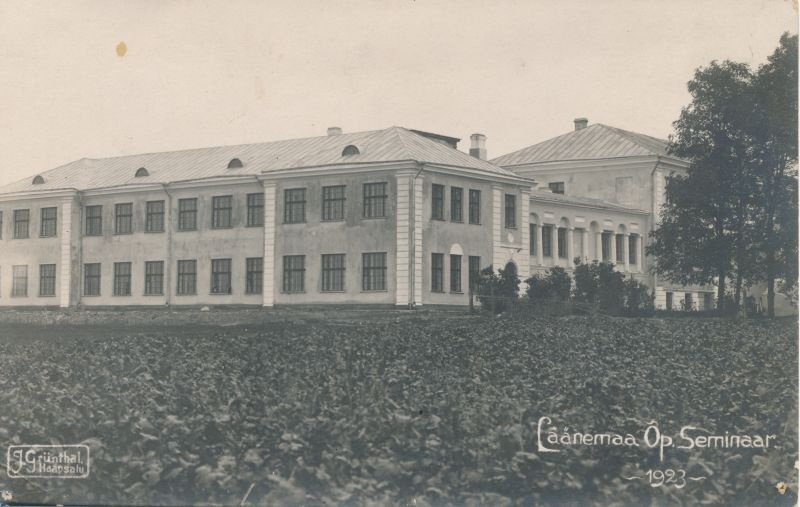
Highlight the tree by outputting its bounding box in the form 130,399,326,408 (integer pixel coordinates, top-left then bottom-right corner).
525,266,571,302
474,263,520,314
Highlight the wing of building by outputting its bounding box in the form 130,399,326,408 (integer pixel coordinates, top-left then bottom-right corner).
0,121,714,310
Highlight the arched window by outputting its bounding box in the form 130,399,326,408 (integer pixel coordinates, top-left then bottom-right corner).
135,167,149,177
32,175,45,185
342,145,360,156
227,158,243,169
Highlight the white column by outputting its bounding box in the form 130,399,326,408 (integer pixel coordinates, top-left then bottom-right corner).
518,189,530,281
623,233,630,272
262,182,276,307
566,227,574,267
582,229,590,262
413,177,423,305
639,235,645,273
534,225,543,266
609,233,617,265
59,197,74,308
595,232,603,262
395,172,412,306
491,184,503,270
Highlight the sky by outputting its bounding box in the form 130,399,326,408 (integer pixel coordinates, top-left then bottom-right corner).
0,0,795,186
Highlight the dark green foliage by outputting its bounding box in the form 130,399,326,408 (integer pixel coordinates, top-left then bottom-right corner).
572,259,625,315
475,263,519,314
525,266,571,303
622,278,655,316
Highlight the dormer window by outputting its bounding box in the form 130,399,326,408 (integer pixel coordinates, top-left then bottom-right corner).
227,158,243,169
32,175,45,185
135,167,149,177
342,145,360,156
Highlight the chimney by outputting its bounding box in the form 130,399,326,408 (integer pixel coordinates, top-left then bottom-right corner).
469,133,487,160
574,118,588,131
327,127,342,136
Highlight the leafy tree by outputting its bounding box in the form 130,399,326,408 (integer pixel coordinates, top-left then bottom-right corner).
525,267,571,302
623,278,654,316
475,263,520,314
572,259,626,315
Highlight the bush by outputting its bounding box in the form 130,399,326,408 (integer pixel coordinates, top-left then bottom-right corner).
475,263,520,314
622,278,655,316
525,266,572,303
572,259,625,315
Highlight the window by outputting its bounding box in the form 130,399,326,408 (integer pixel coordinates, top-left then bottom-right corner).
450,254,462,293
363,182,387,218
541,225,553,257
84,263,101,296
362,252,387,291
176,260,197,295
145,201,165,233
342,145,360,156
85,205,103,236
178,198,198,231
135,167,149,177
246,257,263,294
322,186,346,221
211,258,232,294
11,265,27,297
529,224,537,255
431,253,444,292
629,235,637,264
703,293,713,310
284,189,306,224
212,195,233,228
247,193,264,227
451,187,463,222
14,209,29,239
469,190,481,224
504,194,516,228
227,158,243,169
601,232,612,261
321,254,345,292
615,234,625,263
39,264,56,296
114,203,133,234
468,256,481,291
113,262,132,296
666,292,673,310
282,255,305,293
144,261,164,295
684,293,693,310
548,182,565,194
40,207,57,237
431,184,445,220
557,228,568,259
32,175,44,185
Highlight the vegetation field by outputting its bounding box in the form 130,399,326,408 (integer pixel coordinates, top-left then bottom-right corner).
0,310,796,506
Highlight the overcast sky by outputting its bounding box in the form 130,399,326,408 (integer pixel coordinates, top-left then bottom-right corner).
0,0,795,186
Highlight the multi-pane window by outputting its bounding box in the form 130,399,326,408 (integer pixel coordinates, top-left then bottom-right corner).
703,293,712,310
247,193,264,227
321,254,345,292
362,252,387,291
541,225,553,257
84,263,101,296
548,182,565,194
284,189,306,224
246,257,263,294
144,261,164,295
113,262,132,296
211,258,232,294
14,209,30,239
468,256,481,291
469,189,481,224
451,187,463,222
504,194,516,228
115,203,133,234
85,205,103,236
666,292,674,311
322,186,346,221
450,254,462,293
530,224,537,255
178,198,198,231
615,234,625,263
11,265,27,297
282,255,305,293
212,195,233,229
601,232,612,262
629,235,638,264
39,264,56,296
40,207,57,237
145,201,165,232
431,184,445,220
363,183,388,218
557,228,568,259
431,253,444,292
176,260,197,295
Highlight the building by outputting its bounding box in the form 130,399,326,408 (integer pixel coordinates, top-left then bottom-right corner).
491,118,715,310
0,126,533,308
0,121,714,310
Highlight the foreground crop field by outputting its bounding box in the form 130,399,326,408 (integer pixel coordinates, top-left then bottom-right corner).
0,310,796,506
